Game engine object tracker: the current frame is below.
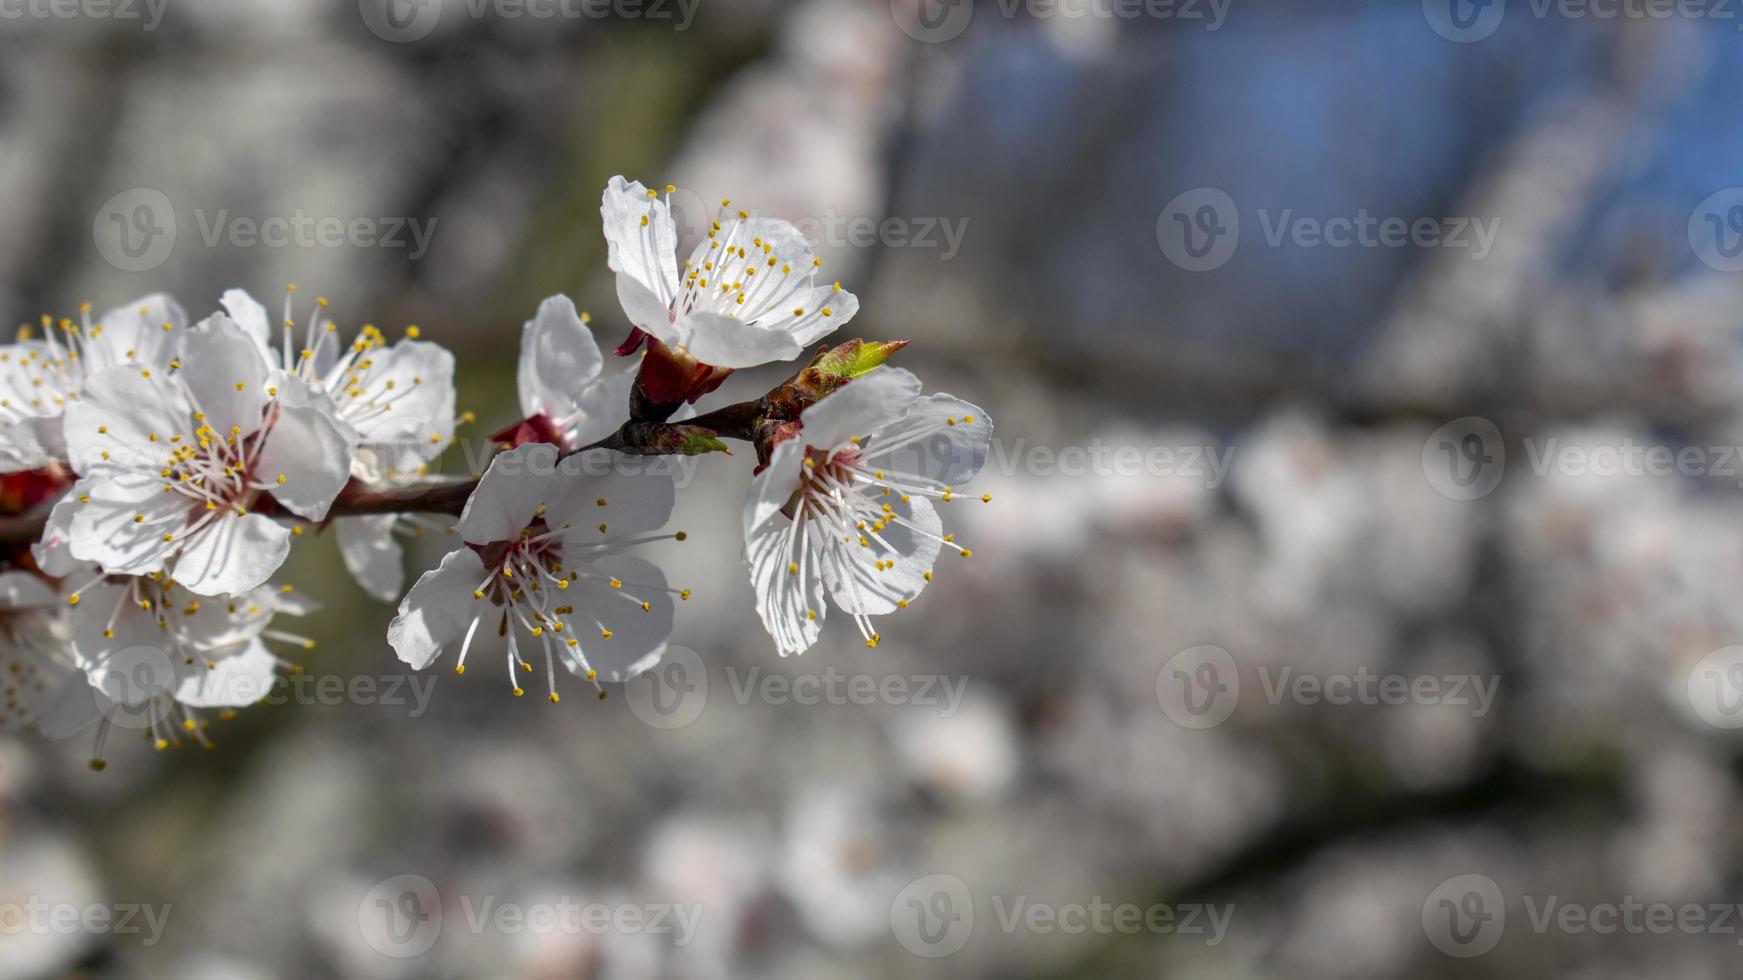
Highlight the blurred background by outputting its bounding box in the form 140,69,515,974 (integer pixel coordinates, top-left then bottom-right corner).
5,0,1743,976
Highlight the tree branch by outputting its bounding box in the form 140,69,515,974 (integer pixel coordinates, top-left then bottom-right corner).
0,478,483,547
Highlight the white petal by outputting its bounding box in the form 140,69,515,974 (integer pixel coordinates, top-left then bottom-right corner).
559,368,635,449
85,293,186,373
337,514,405,602
567,554,672,681
177,315,272,434
176,585,276,653
387,547,487,670
62,365,190,474
255,400,353,520
601,176,679,308
68,583,181,703
742,438,806,540
456,444,561,544
341,339,456,468
517,295,603,419
778,282,859,347
172,512,293,597
745,508,824,657
548,449,675,539
30,492,80,577
615,272,680,347
65,472,186,577
11,674,104,739
0,571,56,609
799,367,923,454
675,312,808,370
175,640,279,709
0,416,65,472
219,289,276,357
865,393,993,486
821,495,942,616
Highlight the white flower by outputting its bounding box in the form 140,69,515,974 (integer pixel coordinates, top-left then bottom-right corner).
54,315,354,596
2,568,310,769
507,294,634,451
388,443,687,701
602,175,859,369
743,367,991,656
220,288,462,602
0,295,186,472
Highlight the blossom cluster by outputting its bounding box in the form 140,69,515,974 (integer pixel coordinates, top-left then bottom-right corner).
0,177,991,769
